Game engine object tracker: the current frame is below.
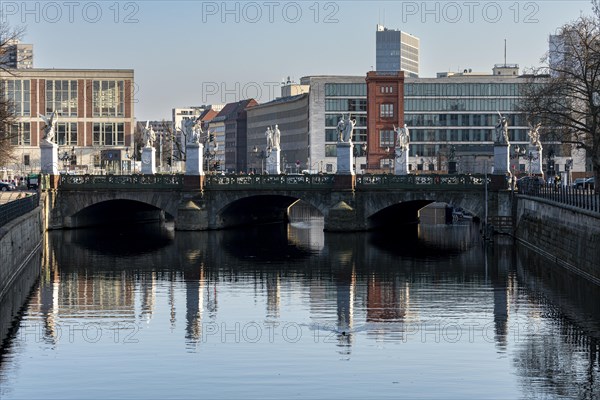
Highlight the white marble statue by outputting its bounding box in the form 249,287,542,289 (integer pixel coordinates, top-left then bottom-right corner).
337,114,356,143
143,121,156,147
495,113,509,144
265,126,274,150
528,122,542,150
394,124,410,153
337,115,346,142
182,118,200,144
272,124,281,150
39,111,58,143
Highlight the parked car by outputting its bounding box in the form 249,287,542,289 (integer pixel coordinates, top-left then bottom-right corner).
517,176,544,191
573,178,587,189
585,177,595,190
0,182,16,191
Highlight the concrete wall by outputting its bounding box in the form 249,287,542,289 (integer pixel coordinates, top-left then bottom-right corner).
515,196,600,284
0,206,43,300
0,206,44,344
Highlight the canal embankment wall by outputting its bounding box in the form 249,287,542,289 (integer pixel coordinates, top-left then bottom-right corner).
0,202,44,344
515,196,600,284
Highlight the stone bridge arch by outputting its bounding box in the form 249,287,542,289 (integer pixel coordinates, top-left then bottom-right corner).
48,190,183,229
203,190,331,230
360,190,486,229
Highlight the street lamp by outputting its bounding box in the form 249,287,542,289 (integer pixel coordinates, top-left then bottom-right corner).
513,145,537,176
354,143,367,174
253,145,269,174
58,146,75,172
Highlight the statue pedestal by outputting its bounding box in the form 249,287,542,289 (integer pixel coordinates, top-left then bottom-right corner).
493,143,510,175
141,147,156,174
336,142,354,175
185,143,204,176
394,148,409,175
266,148,280,175
529,145,543,176
40,140,58,174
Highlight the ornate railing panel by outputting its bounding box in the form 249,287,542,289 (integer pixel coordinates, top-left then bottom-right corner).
356,174,488,189
204,174,335,190
59,174,184,190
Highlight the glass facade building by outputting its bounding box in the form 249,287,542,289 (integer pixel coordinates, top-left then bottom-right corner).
376,25,419,78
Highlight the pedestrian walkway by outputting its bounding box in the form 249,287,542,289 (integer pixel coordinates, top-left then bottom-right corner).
0,191,35,205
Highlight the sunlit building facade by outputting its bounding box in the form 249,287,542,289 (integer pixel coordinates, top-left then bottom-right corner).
0,68,135,175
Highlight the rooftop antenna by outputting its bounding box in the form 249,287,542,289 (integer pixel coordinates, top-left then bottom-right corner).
504,39,507,66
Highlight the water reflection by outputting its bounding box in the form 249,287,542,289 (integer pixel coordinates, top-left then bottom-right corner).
0,219,599,399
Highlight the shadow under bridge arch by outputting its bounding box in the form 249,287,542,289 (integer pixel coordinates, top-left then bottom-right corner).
367,200,435,230
69,199,173,228
215,195,324,229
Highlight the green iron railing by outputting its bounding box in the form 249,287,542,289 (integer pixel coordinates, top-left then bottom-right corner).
356,174,488,189
59,174,184,190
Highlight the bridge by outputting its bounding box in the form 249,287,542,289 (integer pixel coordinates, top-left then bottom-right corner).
43,173,512,231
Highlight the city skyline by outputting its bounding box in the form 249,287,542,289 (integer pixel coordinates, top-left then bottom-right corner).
3,0,594,119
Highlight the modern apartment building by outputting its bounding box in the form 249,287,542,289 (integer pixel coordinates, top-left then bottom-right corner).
376,25,419,77
0,40,33,69
0,68,135,175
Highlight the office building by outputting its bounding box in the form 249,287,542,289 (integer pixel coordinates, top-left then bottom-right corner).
246,93,309,173
0,68,135,175
376,25,419,77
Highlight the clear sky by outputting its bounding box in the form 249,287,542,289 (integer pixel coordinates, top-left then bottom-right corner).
2,0,595,120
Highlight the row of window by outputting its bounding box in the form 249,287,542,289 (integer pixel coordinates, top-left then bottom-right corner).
405,98,520,112
404,113,528,127
405,83,522,97
7,122,125,146
324,142,368,157
325,99,368,112
1,79,127,117
324,83,367,97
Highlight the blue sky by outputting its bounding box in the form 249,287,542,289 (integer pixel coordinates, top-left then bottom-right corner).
2,0,595,119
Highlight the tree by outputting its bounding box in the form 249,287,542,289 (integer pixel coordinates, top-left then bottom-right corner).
0,23,26,167
519,10,600,188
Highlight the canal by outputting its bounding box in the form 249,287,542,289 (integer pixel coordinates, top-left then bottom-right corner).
0,213,599,399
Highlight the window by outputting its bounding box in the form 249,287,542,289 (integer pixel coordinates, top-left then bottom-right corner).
325,144,337,157
93,80,125,117
8,122,30,145
325,129,338,142
23,154,30,166
93,122,125,145
46,80,78,116
2,80,30,116
380,158,392,168
380,86,393,94
380,103,394,118
56,123,78,146
379,129,394,147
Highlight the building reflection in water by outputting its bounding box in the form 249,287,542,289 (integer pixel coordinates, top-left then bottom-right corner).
4,215,599,399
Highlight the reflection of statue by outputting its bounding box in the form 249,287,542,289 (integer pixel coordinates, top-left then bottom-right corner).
143,121,156,147
528,122,542,150
495,113,509,144
272,124,281,150
394,124,410,153
265,126,273,149
182,118,200,144
39,111,58,143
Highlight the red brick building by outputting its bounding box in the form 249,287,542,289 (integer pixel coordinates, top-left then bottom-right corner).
365,71,405,173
